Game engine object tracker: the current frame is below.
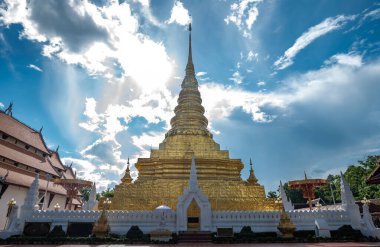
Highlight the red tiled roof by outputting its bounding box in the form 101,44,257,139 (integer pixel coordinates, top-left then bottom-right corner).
0,167,67,196
0,111,49,154
48,151,65,171
0,143,59,176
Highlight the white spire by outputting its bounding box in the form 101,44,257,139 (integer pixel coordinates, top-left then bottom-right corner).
189,156,198,191
340,171,355,208
87,182,97,210
340,171,362,228
280,181,294,211
20,173,40,221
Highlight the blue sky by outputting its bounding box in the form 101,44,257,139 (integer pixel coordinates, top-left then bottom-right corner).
0,0,380,192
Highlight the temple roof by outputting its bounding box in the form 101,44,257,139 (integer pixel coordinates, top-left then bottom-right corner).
367,156,380,184
0,167,67,196
0,142,59,176
0,111,49,154
48,150,66,171
62,166,76,179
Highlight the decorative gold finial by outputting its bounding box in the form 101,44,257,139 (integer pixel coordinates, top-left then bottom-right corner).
247,158,258,185
121,159,132,184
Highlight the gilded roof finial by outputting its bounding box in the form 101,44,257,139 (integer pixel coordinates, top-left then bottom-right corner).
4,102,13,116
247,158,258,185
185,20,195,79
121,158,132,184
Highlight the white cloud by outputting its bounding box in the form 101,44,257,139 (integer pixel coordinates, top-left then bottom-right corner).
274,15,356,70
0,102,4,109
135,0,162,27
247,51,259,62
62,157,97,173
257,81,266,86
27,64,43,72
196,71,207,77
224,0,262,38
61,157,116,190
325,53,363,67
131,131,165,156
166,0,191,26
0,0,173,93
364,8,380,20
201,52,379,126
229,71,244,84
200,83,284,123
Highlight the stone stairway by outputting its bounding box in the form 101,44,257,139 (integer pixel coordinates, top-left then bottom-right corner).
178,231,212,243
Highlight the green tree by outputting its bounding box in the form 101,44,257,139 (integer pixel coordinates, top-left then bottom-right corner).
267,191,277,198
344,156,380,200
285,155,380,204
80,187,91,202
283,182,305,204
315,174,341,204
96,187,115,200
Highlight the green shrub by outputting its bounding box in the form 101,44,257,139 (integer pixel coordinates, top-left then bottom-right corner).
330,225,365,241
126,225,144,240
238,226,254,241
294,230,315,239
49,225,66,237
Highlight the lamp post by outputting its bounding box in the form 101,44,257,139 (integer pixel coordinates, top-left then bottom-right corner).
361,197,370,205
275,196,283,212
54,203,61,211
4,198,16,230
315,201,322,211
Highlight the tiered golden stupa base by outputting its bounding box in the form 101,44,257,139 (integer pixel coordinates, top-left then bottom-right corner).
112,156,278,211
113,179,277,211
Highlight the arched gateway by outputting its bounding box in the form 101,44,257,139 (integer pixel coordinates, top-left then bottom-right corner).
176,157,211,232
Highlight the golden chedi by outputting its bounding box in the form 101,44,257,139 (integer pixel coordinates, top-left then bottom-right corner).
112,24,277,211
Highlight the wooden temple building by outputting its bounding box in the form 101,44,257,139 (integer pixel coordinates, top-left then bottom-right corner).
0,105,80,229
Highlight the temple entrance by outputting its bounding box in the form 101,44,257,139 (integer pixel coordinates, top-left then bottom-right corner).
187,199,200,231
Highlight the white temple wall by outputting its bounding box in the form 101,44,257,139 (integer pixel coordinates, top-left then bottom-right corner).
288,210,351,231
0,185,28,229
107,210,177,234
19,208,354,235
212,211,281,233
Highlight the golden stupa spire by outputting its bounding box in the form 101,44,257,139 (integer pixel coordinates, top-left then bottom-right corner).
165,22,211,138
247,158,258,185
185,22,195,80
121,157,132,184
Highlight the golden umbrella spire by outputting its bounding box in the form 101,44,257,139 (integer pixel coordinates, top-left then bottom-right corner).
247,158,259,185
121,157,132,184
166,22,211,138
